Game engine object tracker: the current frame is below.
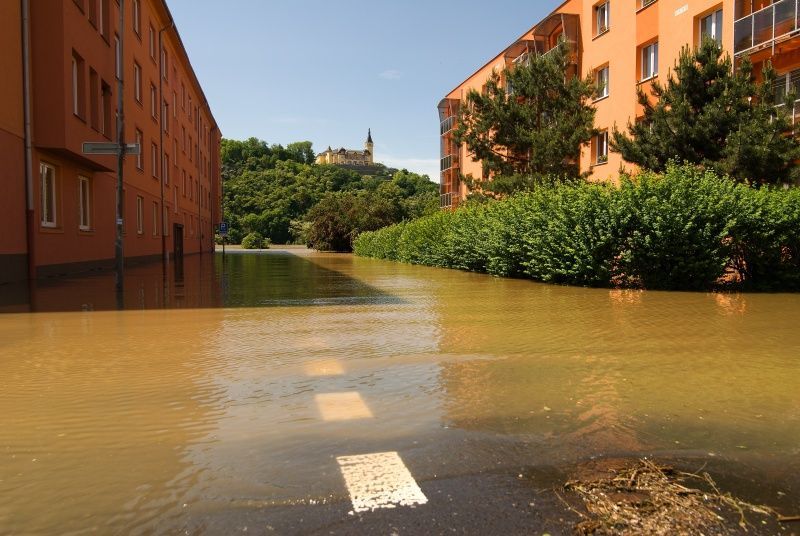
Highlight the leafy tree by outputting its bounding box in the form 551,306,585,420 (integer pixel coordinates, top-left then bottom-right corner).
612,37,800,185
453,39,598,195
220,138,438,245
305,191,401,252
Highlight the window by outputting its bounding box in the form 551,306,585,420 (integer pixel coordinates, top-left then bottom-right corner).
78,176,91,230
101,81,111,136
163,153,169,184
641,42,658,80
89,68,99,130
151,142,158,177
181,82,186,109
98,0,106,38
136,195,144,234
596,2,610,35
162,100,169,132
596,66,609,99
150,83,157,118
133,62,142,102
114,35,121,79
640,0,656,8
40,163,57,227
182,169,186,196
595,131,609,164
132,0,140,36
161,48,168,80
700,9,723,45
135,129,143,169
149,25,156,58
163,207,169,236
72,52,85,118
173,187,178,213
152,201,159,236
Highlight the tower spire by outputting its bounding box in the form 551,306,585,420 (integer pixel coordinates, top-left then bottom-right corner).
367,128,373,144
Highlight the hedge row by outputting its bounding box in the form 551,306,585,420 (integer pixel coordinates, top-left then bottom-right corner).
353,165,800,290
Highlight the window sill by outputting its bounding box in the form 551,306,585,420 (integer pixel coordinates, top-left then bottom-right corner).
638,74,659,85
40,225,63,234
592,160,609,167
593,28,610,41
593,94,610,103
636,0,657,14
78,227,94,234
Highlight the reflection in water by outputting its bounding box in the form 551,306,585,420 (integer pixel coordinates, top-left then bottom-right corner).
0,249,799,532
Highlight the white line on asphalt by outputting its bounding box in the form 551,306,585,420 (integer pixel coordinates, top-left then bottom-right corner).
304,359,345,377
336,451,428,513
314,392,373,421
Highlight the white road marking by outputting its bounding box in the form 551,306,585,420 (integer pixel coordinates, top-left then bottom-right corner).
304,359,345,377
336,451,428,513
315,392,373,421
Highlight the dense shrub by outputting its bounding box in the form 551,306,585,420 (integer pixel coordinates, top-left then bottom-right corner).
353,165,800,291
241,232,269,249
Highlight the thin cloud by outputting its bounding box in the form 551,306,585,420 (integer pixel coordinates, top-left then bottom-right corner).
379,69,402,80
375,154,438,180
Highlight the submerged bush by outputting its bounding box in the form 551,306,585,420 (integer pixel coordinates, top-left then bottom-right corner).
241,232,269,249
353,165,800,291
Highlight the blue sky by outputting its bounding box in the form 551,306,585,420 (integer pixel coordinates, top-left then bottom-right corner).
168,0,563,180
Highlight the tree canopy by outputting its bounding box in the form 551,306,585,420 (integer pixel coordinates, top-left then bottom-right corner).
453,39,598,195
612,38,800,185
220,138,438,249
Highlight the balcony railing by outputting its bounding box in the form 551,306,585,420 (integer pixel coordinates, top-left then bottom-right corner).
775,98,800,124
440,154,459,172
734,0,799,55
440,115,455,135
440,192,460,209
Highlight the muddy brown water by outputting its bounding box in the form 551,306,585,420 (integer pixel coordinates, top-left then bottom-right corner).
1,249,798,533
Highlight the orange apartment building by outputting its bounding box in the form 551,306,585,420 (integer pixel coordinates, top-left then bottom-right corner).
439,0,797,208
0,0,221,284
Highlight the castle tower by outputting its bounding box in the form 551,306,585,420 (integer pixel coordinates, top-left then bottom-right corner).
365,128,374,164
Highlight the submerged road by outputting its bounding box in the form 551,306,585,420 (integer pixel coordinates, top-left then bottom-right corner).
1,248,798,534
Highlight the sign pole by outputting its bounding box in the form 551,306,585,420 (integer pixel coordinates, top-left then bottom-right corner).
115,0,126,301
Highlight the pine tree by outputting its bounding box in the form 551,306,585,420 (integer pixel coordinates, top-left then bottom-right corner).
612,37,800,184
453,39,597,195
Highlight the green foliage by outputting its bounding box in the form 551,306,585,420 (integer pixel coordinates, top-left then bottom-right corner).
354,165,800,291
454,39,598,194
612,38,800,185
221,138,438,245
240,232,269,250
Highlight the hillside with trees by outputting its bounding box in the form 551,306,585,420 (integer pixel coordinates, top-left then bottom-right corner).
220,138,438,250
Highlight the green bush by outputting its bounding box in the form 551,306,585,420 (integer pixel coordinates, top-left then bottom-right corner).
241,232,269,249
353,165,800,291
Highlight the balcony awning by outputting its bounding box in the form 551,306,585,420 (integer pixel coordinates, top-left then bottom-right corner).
533,12,580,44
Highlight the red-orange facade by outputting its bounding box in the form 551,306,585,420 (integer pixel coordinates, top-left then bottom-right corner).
439,0,799,207
1,0,221,283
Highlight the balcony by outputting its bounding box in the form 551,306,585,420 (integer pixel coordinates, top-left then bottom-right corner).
734,0,800,55
440,115,455,135
440,192,460,209
775,98,800,123
440,154,459,172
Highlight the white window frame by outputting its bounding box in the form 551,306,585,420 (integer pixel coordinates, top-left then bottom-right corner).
700,9,723,45
596,131,609,164
135,129,143,169
136,195,144,234
150,84,157,118
152,201,159,236
40,162,57,227
641,42,658,80
596,2,610,35
163,153,169,184
133,0,140,35
78,175,91,230
133,62,142,102
151,142,158,177
596,66,609,99
114,35,121,79
72,57,79,116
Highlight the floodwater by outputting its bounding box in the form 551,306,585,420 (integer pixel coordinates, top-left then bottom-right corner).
1,248,798,533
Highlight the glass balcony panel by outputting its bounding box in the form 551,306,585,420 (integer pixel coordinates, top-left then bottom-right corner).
774,0,796,37
735,17,754,52
753,7,775,47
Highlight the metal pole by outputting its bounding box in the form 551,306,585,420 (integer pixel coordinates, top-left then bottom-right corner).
21,0,35,283
115,0,125,299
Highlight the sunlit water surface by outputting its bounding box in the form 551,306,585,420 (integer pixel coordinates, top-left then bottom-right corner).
1,249,798,533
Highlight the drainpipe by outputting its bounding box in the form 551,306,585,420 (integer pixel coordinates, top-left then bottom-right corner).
196,102,201,255
21,0,35,282
158,21,174,268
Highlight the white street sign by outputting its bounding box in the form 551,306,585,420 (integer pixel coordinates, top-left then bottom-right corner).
82,142,141,155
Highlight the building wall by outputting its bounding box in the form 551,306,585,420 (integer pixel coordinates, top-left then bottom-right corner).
440,0,751,201
0,0,221,282
0,1,28,283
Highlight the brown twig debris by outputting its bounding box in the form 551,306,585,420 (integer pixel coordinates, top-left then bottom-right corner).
563,458,785,535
